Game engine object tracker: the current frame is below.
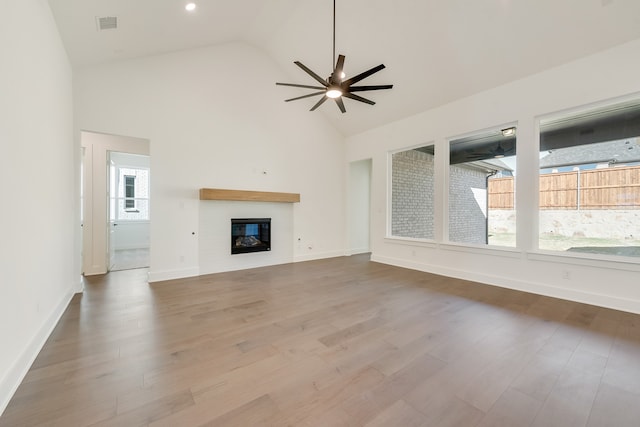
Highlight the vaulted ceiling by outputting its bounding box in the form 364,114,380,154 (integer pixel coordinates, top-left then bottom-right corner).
47,0,640,136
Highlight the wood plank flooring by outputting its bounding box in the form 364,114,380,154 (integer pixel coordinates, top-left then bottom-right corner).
2,254,640,426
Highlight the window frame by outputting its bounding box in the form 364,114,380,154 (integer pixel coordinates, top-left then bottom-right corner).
534,95,640,262
387,142,436,242
447,124,518,248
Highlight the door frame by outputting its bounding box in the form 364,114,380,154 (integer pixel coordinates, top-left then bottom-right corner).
81,131,150,276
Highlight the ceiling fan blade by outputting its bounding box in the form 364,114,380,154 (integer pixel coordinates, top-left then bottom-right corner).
294,61,329,87
285,91,326,102
276,82,326,90
310,95,328,111
348,84,393,92
342,64,385,86
332,55,346,82
343,92,375,105
335,97,346,113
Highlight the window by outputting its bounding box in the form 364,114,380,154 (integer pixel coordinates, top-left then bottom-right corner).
449,126,517,246
110,167,150,221
390,145,435,239
124,175,136,209
538,99,640,258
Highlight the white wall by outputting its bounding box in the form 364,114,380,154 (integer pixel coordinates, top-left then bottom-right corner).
347,38,640,314
74,42,346,281
0,0,76,414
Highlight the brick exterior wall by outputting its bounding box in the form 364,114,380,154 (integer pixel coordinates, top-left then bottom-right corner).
392,149,489,244
449,165,488,244
391,149,434,239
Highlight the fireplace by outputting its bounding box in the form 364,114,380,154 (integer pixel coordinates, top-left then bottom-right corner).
231,218,271,254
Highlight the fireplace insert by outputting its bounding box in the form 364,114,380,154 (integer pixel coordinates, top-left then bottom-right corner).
231,218,271,254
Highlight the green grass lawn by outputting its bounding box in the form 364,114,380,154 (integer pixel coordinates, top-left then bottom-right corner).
488,232,640,257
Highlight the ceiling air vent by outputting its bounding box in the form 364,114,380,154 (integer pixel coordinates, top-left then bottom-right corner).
96,16,118,31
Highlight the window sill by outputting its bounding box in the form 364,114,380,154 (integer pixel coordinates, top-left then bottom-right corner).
527,250,640,272
440,242,522,258
383,237,522,258
384,236,437,248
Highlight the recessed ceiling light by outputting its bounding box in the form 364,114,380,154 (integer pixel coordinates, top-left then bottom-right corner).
185,3,196,12
501,127,516,137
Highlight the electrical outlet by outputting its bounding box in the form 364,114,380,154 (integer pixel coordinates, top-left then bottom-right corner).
562,270,571,280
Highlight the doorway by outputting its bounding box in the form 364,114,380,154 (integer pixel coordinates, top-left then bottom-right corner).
348,159,372,254
108,152,150,271
81,131,150,276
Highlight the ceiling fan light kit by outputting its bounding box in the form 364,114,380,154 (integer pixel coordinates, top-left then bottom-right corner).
326,87,342,99
276,0,392,113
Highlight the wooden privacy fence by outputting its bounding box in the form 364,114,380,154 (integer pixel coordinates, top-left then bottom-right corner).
488,165,640,209
488,177,514,209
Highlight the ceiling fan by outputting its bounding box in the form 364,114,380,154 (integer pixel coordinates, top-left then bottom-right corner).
463,141,516,161
276,0,393,113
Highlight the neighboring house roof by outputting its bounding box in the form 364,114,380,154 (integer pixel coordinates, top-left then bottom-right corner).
540,138,640,169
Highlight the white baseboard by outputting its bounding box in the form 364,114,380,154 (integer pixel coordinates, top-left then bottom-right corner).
371,254,640,315
147,267,200,283
293,250,346,263
198,256,294,277
149,251,344,283
113,245,150,251
83,264,107,276
346,247,370,256
0,287,76,416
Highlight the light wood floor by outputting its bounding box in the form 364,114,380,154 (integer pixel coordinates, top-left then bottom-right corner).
2,254,640,426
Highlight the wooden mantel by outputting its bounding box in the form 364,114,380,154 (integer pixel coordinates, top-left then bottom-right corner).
199,188,300,203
